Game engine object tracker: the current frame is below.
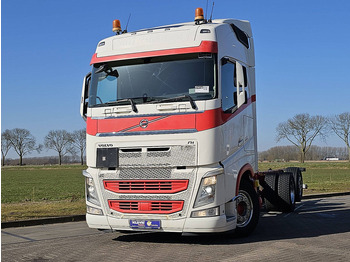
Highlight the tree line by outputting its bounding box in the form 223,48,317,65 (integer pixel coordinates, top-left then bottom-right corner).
276,112,350,162
3,155,82,166
1,128,86,166
259,145,348,162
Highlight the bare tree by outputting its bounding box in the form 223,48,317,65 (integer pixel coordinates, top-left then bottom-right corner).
71,129,86,165
276,113,328,163
329,112,350,161
44,130,73,165
6,128,42,165
1,130,13,166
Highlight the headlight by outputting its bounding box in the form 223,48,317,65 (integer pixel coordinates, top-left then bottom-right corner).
86,177,101,206
194,175,217,208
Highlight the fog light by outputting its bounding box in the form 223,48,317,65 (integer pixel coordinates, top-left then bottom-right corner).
87,205,103,215
191,206,220,218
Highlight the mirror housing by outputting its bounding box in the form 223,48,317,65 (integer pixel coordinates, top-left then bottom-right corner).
80,72,91,121
235,62,246,108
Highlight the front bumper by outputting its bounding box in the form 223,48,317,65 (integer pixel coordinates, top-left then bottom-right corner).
86,212,236,233
84,165,236,233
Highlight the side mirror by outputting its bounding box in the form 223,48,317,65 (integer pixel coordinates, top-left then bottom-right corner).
235,62,246,108
80,72,91,121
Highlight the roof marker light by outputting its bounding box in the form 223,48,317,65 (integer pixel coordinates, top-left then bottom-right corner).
200,29,211,34
113,19,122,34
195,8,205,24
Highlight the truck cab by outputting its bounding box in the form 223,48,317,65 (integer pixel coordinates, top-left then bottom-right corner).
80,9,259,235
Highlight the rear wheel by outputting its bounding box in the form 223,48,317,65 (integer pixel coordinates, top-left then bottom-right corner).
285,167,303,202
235,179,260,237
277,172,296,212
264,173,278,211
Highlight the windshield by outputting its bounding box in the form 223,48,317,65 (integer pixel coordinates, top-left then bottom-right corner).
88,54,216,107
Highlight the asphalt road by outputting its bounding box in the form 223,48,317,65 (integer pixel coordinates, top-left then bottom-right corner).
2,195,350,262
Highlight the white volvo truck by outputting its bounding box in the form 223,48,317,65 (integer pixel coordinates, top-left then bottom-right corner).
80,8,304,236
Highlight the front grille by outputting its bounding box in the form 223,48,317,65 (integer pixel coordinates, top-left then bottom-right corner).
119,168,172,179
99,167,196,219
118,145,196,167
103,180,189,194
108,200,184,214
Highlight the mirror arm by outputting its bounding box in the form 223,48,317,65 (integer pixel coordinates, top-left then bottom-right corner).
80,72,91,121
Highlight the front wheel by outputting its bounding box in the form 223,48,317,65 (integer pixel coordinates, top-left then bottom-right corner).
235,179,260,237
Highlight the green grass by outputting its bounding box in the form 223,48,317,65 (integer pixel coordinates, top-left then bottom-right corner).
1,200,86,222
1,165,85,203
1,165,86,221
258,161,350,194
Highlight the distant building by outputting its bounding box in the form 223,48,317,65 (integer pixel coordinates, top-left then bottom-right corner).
324,157,339,161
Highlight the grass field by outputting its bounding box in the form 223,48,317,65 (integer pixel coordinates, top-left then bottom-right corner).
1,165,85,203
1,162,350,221
1,165,86,222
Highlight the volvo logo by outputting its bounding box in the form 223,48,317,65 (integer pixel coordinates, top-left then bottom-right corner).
139,119,149,128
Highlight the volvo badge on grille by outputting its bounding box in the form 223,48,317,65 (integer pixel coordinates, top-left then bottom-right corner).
139,119,149,128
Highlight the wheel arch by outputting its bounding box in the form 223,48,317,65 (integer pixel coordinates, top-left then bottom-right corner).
235,163,255,195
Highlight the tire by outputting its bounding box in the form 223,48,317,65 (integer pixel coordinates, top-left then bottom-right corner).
264,173,279,211
277,172,296,212
285,167,303,202
235,179,260,237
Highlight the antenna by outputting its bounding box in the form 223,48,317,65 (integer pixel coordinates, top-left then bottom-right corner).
123,13,131,34
205,0,209,20
209,2,215,23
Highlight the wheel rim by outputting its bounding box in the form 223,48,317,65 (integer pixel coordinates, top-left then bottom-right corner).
290,181,295,204
236,190,253,228
297,174,303,198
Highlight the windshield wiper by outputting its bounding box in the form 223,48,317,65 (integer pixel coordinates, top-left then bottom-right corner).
155,95,197,110
129,95,159,104
104,99,138,113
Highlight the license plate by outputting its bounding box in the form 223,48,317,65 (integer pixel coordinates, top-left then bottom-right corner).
129,220,161,229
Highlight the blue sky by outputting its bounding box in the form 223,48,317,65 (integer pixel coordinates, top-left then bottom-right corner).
2,0,350,158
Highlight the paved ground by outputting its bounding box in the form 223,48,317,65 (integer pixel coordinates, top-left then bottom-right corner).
2,195,350,262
